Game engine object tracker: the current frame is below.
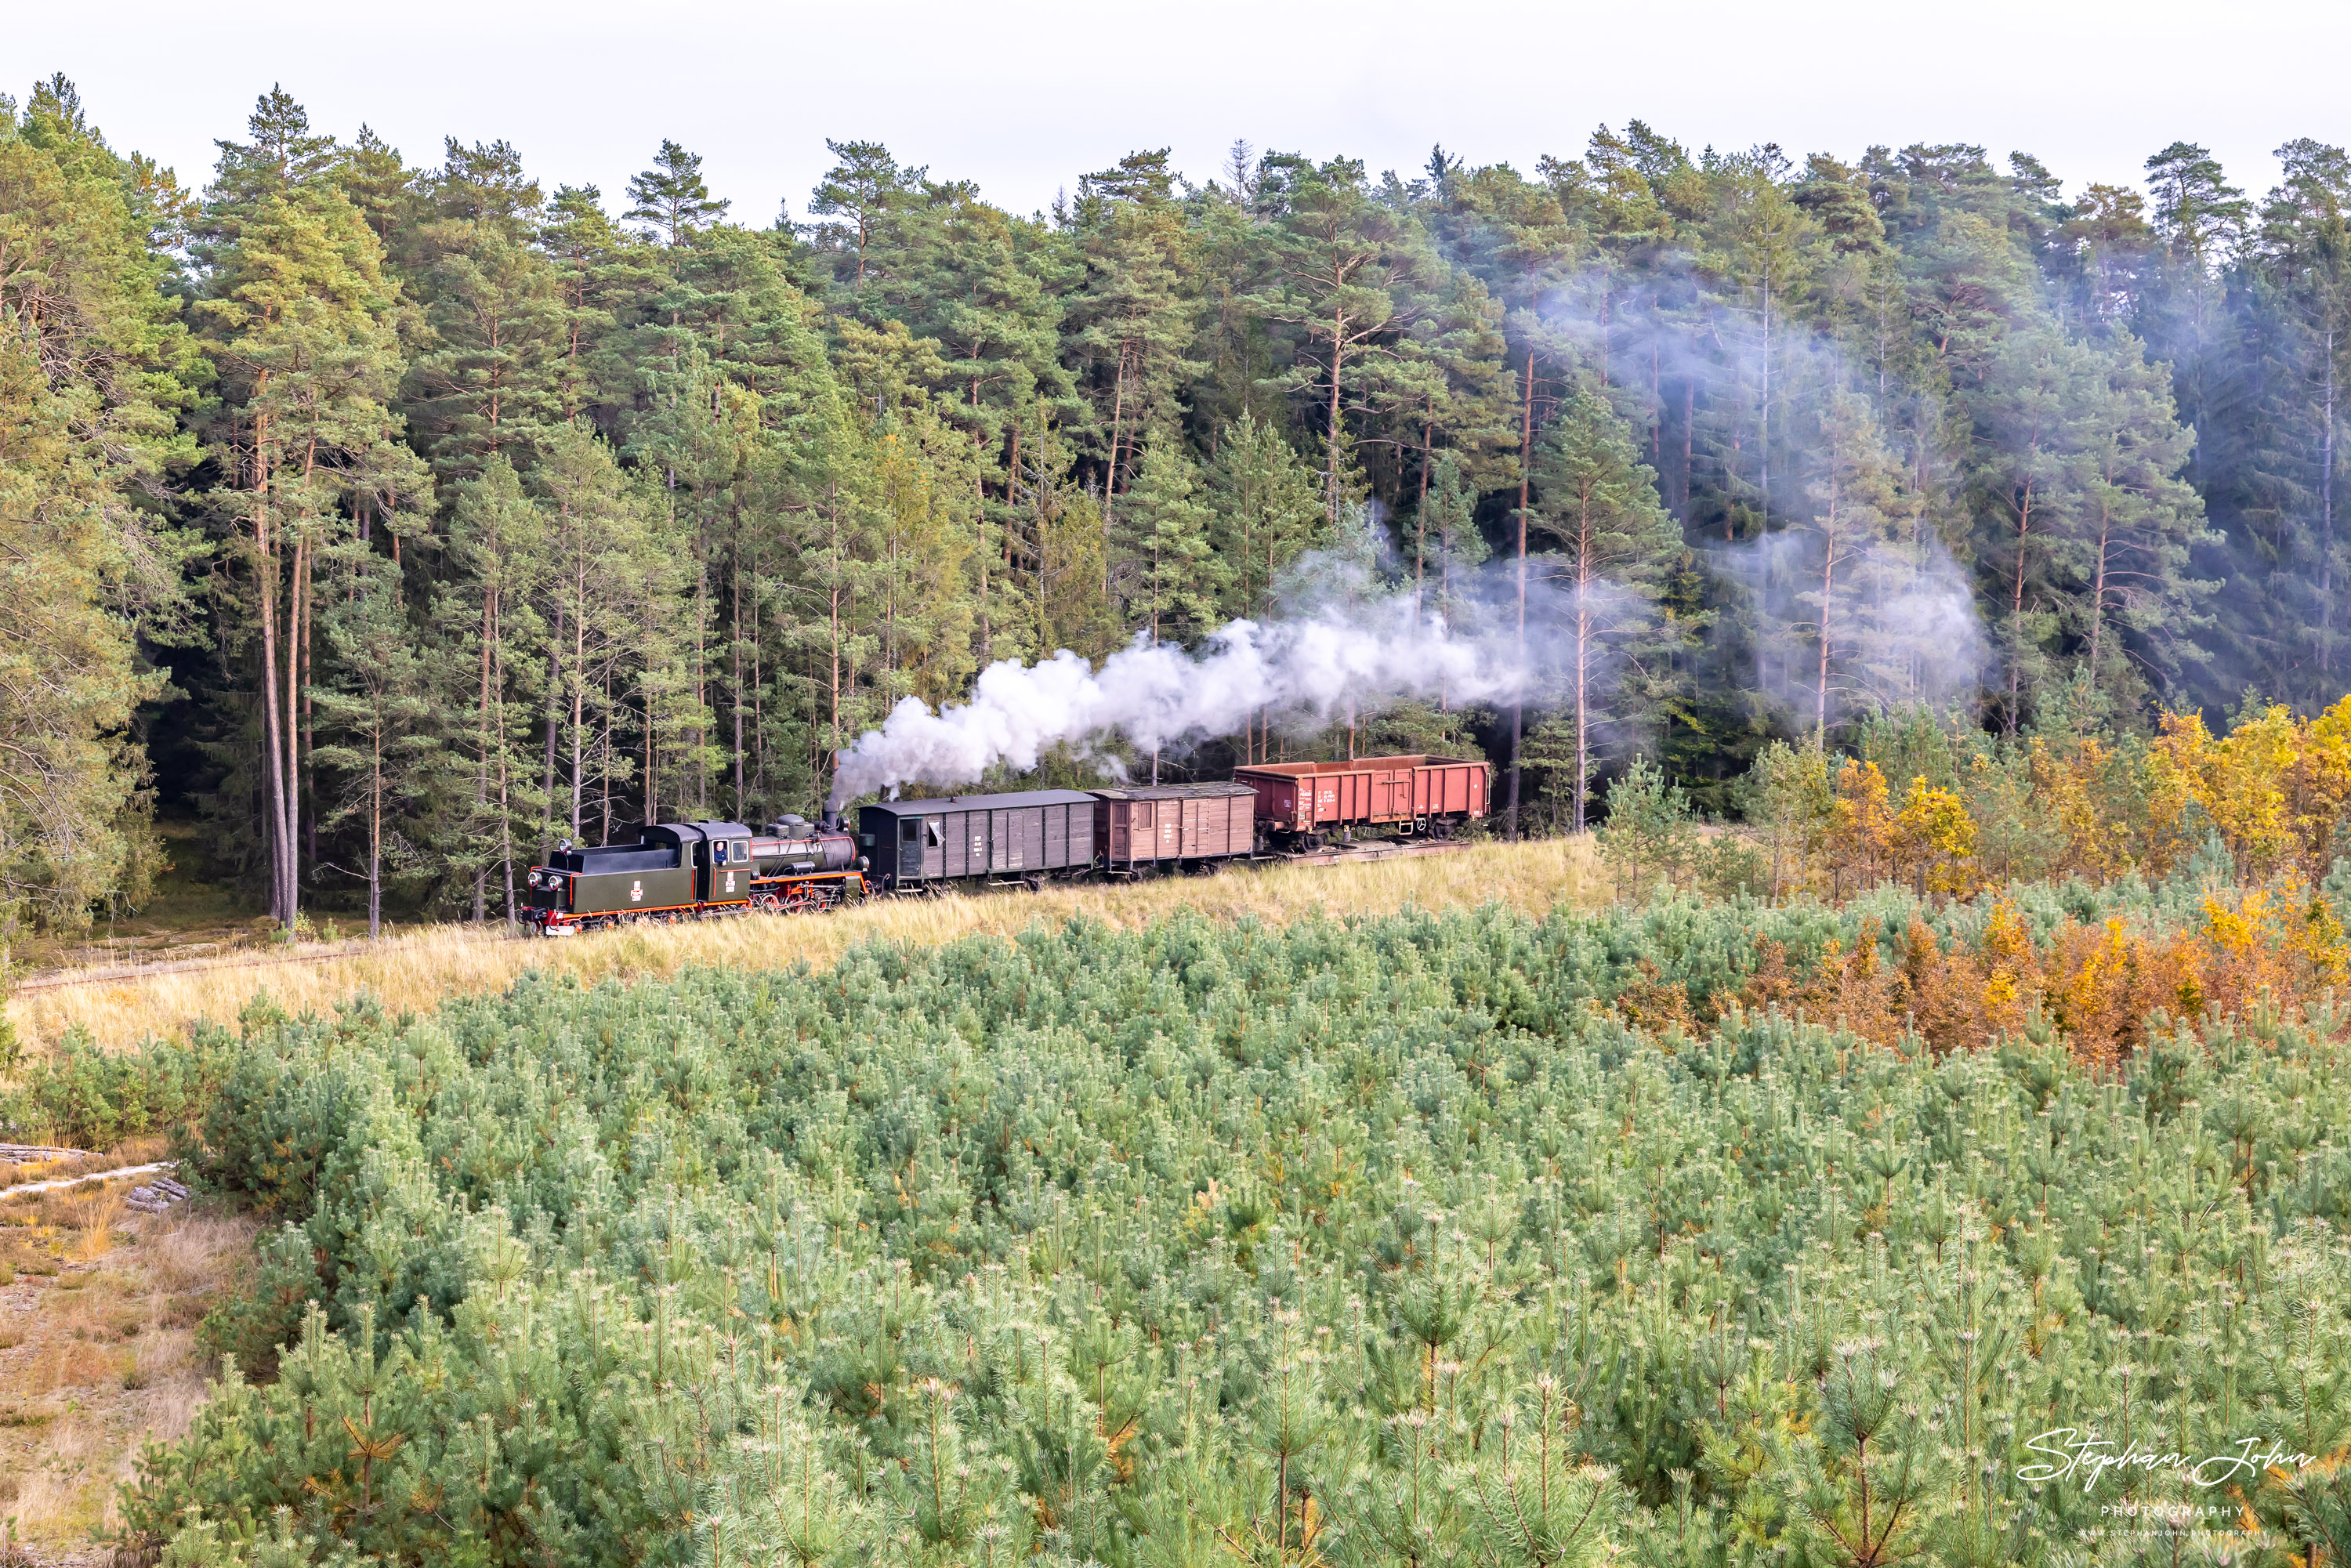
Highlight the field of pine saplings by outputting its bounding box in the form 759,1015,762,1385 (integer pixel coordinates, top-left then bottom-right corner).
0,700,2347,1567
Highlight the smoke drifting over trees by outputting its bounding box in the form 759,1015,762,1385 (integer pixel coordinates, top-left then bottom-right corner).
3,73,2344,931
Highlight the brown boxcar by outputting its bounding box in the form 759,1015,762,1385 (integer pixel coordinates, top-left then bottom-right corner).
1092,783,1258,871
1233,755,1488,843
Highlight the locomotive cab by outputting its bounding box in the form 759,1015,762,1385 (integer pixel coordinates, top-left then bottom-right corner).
673,821,756,904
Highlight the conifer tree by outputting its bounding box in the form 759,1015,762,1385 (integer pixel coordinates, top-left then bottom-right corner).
1204,409,1324,643
440,456,546,922
1528,387,1679,828
1794,389,1911,744
310,542,433,937
534,420,654,846
2059,335,2210,701
404,139,565,480
1972,322,2088,732
536,184,652,425
1248,155,1439,520
0,81,200,940
1066,151,1201,534
196,135,415,928
623,139,730,248
806,139,913,288
2256,139,2351,689
1118,436,1225,649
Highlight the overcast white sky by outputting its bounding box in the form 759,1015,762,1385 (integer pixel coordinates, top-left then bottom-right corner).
12,0,2349,225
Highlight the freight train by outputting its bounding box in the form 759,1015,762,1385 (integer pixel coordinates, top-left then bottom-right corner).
520,755,1487,933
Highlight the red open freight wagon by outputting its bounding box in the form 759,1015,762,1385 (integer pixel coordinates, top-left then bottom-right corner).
1233,755,1489,846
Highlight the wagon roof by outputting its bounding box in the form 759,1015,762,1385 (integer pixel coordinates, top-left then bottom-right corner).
1231,755,1480,777
859,789,1099,814
1090,783,1257,800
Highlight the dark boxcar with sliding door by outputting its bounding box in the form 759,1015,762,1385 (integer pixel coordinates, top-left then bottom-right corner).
1092,783,1258,871
859,791,1099,891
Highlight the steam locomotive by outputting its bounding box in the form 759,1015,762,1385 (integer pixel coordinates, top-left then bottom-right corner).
521,816,866,936
520,754,1488,935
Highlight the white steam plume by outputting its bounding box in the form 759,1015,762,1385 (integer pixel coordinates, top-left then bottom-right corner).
829,572,1544,807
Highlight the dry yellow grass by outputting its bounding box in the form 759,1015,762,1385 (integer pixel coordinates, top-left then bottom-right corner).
0,1204,255,1555
9,838,1601,1059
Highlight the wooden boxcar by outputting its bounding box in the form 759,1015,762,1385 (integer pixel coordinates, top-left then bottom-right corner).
1233,755,1488,845
1092,783,1258,872
860,791,1099,890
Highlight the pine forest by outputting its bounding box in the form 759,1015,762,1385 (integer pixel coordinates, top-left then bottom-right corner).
5,70,2351,1568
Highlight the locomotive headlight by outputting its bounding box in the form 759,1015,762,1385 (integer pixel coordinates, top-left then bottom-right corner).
529,871,544,887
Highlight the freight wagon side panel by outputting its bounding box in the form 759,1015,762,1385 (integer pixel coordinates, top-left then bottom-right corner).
1236,771,1310,833
1312,776,1343,827
1271,777,1304,831
1222,794,1253,855
1069,802,1095,869
1411,767,1444,816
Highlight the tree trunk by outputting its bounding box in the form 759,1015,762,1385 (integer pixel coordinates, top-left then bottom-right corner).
1759,252,1773,523
368,726,382,941
255,421,293,930
1509,353,1532,839
2324,326,2336,677
642,594,657,830
1816,543,1836,748
542,611,562,858
570,599,587,842
2008,481,2034,735
732,557,746,820
282,538,303,925
297,534,313,882
1416,409,1432,622
1326,317,1347,520
476,581,496,922
1103,349,1127,592
2088,494,2112,686
1574,502,1592,834
828,486,842,779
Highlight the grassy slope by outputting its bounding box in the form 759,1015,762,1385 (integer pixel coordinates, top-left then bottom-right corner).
8,838,1602,1059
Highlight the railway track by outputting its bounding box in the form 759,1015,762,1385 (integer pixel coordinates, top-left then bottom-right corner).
9,838,1474,993
11,938,391,993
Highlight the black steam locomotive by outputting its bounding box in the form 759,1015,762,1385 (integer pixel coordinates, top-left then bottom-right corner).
519,755,1491,936
521,817,867,936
